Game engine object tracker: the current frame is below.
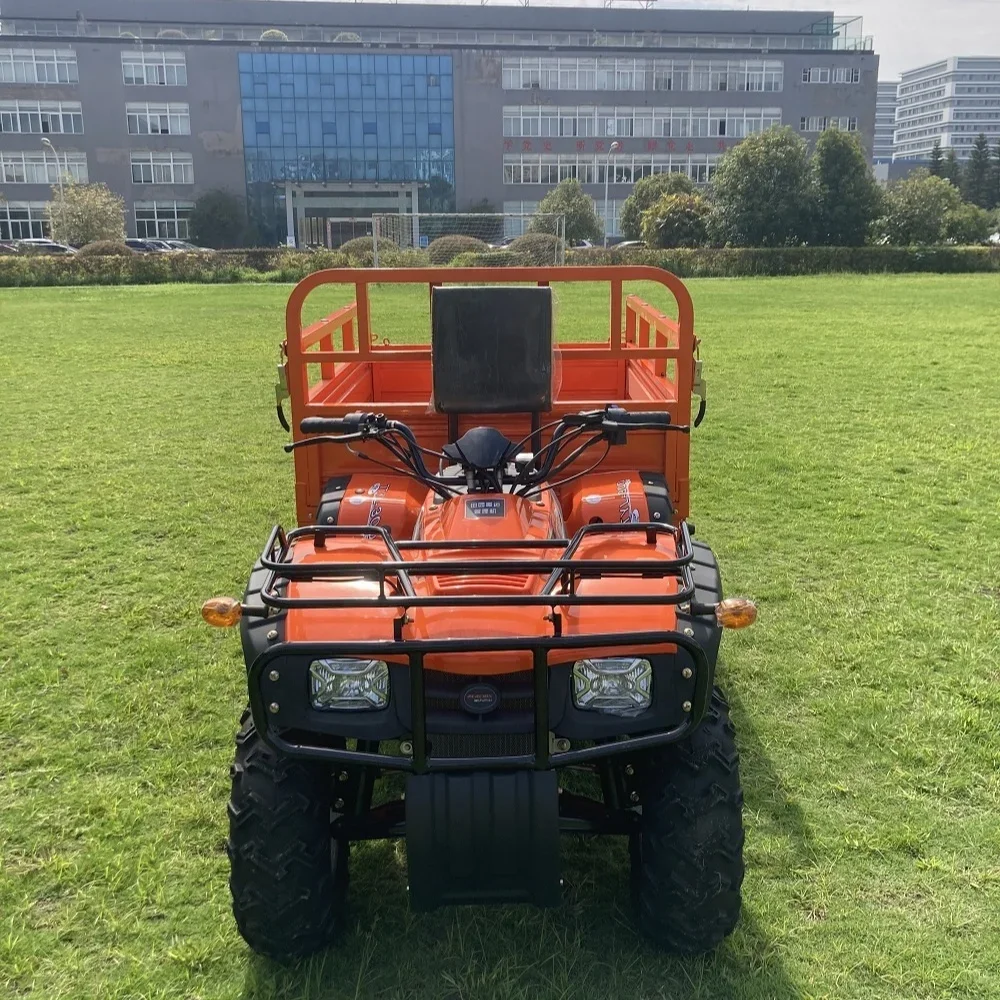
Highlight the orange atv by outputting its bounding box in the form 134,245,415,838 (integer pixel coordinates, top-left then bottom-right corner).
203,265,756,961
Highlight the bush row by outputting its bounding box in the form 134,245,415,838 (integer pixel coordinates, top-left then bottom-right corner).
565,245,1000,275
1,245,997,287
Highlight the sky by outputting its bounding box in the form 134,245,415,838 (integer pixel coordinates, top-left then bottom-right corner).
714,0,1000,78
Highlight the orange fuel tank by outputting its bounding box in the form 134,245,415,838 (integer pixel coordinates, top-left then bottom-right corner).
334,475,427,539
559,470,650,536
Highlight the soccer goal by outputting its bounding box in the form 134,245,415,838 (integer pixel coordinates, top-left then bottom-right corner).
371,212,566,265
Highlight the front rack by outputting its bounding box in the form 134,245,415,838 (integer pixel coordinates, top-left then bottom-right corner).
255,520,697,613
248,629,712,773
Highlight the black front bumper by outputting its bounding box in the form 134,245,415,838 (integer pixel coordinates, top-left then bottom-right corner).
247,628,712,772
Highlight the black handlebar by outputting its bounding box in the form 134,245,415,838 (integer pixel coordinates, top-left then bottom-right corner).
604,408,673,426
292,406,687,497
299,413,368,434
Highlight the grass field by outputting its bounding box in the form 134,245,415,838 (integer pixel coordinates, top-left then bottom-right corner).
1,274,999,1000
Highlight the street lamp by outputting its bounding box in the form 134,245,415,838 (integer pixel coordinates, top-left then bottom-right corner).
603,139,621,248
40,137,64,197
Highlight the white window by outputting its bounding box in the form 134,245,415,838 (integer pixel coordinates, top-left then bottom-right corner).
802,67,832,84
0,100,84,134
501,55,784,94
134,200,194,239
126,102,190,135
502,104,782,144
833,66,861,84
0,201,50,240
800,115,857,133
130,151,194,184
503,152,722,187
122,51,187,87
0,48,78,84
501,201,540,236
0,150,88,184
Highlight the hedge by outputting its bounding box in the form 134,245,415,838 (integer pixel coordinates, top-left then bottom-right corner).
1,245,997,287
564,245,1000,276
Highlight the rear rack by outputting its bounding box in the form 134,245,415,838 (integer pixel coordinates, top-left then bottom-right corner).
255,520,697,613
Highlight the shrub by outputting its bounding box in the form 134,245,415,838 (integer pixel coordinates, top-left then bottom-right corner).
48,182,126,245
620,173,696,241
449,250,530,267
710,127,815,246
190,189,248,249
509,232,563,263
812,128,884,246
260,29,288,41
530,179,602,243
2,245,997,288
943,202,996,244
879,171,963,245
394,248,431,267
427,235,490,264
76,240,135,257
563,245,1000,277
641,193,711,249
156,29,187,39
339,236,376,257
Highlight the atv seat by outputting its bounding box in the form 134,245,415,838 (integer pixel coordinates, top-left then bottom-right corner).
431,284,553,450
431,285,553,416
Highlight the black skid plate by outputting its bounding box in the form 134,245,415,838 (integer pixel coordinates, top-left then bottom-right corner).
405,771,560,910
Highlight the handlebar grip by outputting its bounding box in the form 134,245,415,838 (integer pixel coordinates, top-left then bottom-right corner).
299,412,366,434
607,409,673,426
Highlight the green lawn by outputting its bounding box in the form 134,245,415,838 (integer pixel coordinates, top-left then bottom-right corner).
1,275,998,1000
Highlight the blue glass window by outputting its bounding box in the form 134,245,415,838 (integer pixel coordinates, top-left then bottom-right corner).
239,51,455,228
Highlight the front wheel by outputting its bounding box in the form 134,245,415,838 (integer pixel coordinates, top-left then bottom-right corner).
227,711,348,961
631,687,745,953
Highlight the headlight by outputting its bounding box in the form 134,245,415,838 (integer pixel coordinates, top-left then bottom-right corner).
572,657,652,718
309,658,389,711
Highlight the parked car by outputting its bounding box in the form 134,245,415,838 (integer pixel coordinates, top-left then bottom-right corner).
0,241,19,255
161,239,213,252
14,238,77,255
611,240,647,251
488,235,518,249
125,238,177,252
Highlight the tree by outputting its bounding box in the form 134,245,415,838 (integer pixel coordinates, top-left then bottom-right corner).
190,189,248,248
641,192,710,248
47,182,125,245
962,134,994,208
941,148,962,189
994,141,1000,210
811,128,883,245
530,178,602,243
619,172,695,241
878,170,963,244
943,202,995,244
929,140,943,177
708,127,815,246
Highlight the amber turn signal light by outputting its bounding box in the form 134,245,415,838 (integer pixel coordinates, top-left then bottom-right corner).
201,596,242,628
715,597,757,630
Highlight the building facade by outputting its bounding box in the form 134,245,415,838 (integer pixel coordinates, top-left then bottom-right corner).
873,80,897,162
0,0,878,244
894,57,1000,160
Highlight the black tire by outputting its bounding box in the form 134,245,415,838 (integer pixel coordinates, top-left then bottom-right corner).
632,687,745,953
227,710,348,960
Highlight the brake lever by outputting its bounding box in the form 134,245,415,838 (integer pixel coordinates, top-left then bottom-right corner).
600,421,691,444
283,432,364,453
